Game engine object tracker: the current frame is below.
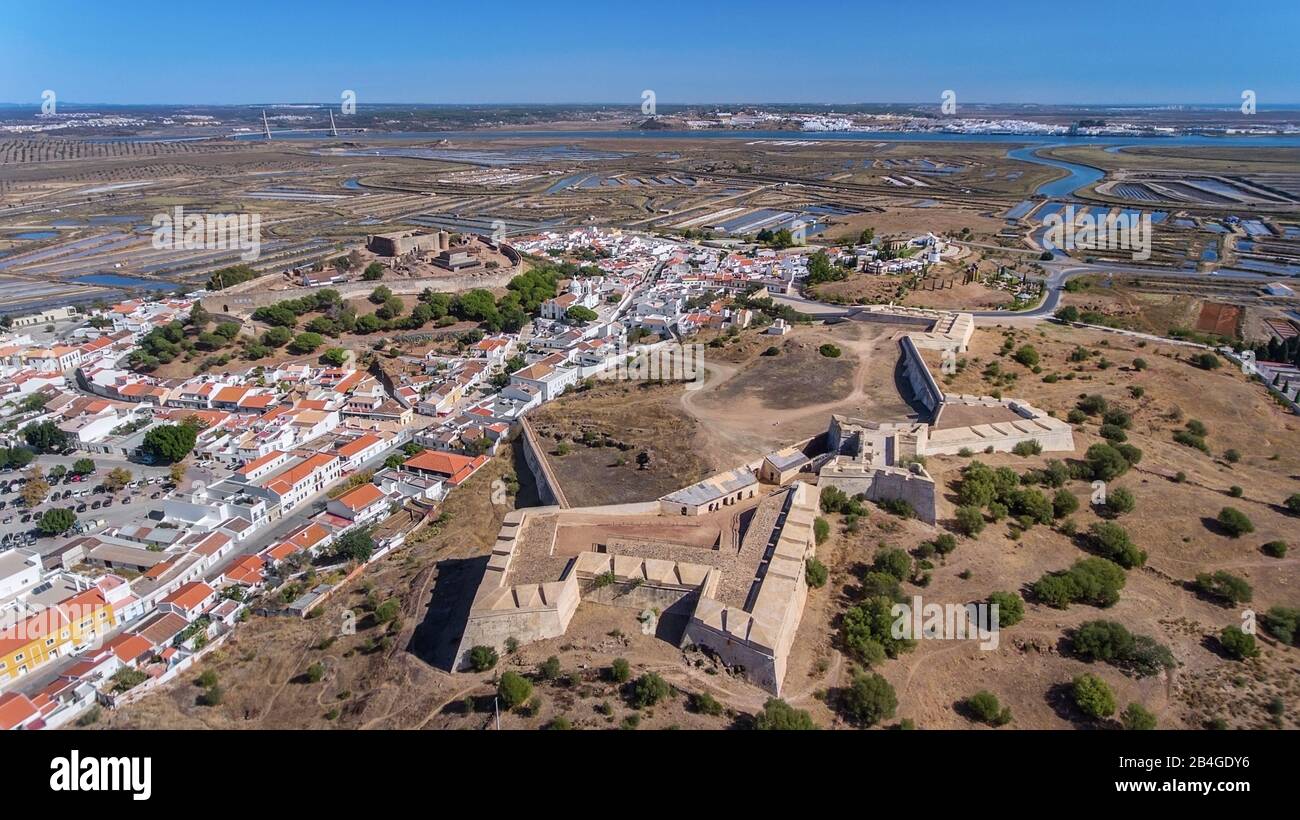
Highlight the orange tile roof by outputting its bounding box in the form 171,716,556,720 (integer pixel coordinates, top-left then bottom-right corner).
262,453,338,495
336,433,382,459
402,450,488,486
334,482,385,512
160,581,214,612
0,692,39,730
106,633,154,664
237,450,286,476
193,531,231,557
222,555,265,585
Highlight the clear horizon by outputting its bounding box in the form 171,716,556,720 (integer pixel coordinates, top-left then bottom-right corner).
3,0,1298,107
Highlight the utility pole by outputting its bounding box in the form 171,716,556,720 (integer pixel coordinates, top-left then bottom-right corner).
494,696,500,730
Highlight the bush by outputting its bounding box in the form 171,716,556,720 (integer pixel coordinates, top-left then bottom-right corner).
818,343,842,358
468,645,499,672
537,656,562,681
609,657,631,683
631,672,671,708
305,662,325,683
1216,507,1254,537
805,557,828,589
1077,394,1108,416
1102,487,1135,517
1072,673,1116,719
988,591,1024,627
1033,558,1127,609
1286,493,1300,515
1193,571,1253,605
841,672,896,726
841,596,914,665
1011,439,1042,457
1087,522,1146,568
691,692,725,717
1262,540,1288,559
753,698,816,730
813,517,830,545
1085,443,1132,481
873,548,913,581
1012,345,1039,367
1122,702,1157,730
1098,424,1127,443
966,690,1012,726
1052,489,1079,519
1072,620,1135,662
1261,607,1300,645
955,505,985,536
1219,626,1258,660
498,672,533,709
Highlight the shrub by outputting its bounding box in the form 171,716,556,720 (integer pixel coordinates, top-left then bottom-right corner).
305,662,325,684
813,517,830,545
691,692,725,716
1122,702,1157,730
1072,673,1116,719
841,672,896,726
631,672,671,708
1013,345,1040,367
537,656,562,681
955,505,985,537
1085,443,1131,481
1102,487,1135,517
1011,439,1042,457
1216,507,1254,537
805,557,828,589
1260,607,1300,645
873,548,913,581
1193,571,1252,605
1286,493,1300,515
1052,489,1079,518
966,690,1012,726
988,591,1024,627
609,657,631,683
1262,541,1288,558
1077,394,1108,416
498,672,533,709
753,698,816,730
1219,626,1258,660
818,343,842,358
932,533,958,555
1087,522,1146,568
1072,620,1135,662
468,645,499,672
1224,448,1241,464
841,596,914,665
1032,558,1127,609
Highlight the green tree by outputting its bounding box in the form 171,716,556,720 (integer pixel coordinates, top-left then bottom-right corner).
497,672,533,709
142,422,199,464
565,305,598,325
631,672,670,708
1072,620,1135,662
321,347,348,366
1218,626,1258,660
753,698,816,730
1072,673,1116,719
362,262,385,280
841,672,897,726
609,658,631,683
23,421,66,454
1194,571,1252,605
805,557,828,589
468,645,499,672
263,326,293,347
288,332,325,355
955,505,985,536
988,591,1024,627
37,507,77,536
334,529,375,562
965,691,1012,726
1121,702,1157,730
1215,507,1254,538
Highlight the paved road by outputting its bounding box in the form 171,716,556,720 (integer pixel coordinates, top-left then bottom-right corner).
772,258,1283,326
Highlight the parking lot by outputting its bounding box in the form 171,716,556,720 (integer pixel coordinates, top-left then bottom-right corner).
0,453,181,556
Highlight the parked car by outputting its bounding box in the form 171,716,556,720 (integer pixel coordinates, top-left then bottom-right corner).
91,500,102,510
103,499,113,508
75,504,87,513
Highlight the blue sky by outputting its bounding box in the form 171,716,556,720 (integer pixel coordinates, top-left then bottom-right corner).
2,0,1298,105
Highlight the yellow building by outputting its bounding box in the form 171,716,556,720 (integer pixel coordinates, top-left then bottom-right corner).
0,589,115,684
